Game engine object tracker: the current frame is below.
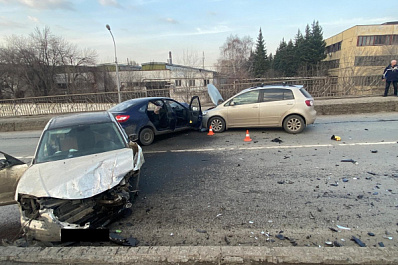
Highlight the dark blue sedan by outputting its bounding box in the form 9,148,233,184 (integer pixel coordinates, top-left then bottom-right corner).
108,96,202,145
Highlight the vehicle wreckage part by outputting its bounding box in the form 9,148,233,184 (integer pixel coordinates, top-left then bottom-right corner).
16,146,144,200
18,169,140,242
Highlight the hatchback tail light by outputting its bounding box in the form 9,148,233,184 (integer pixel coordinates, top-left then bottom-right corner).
115,115,130,123
305,100,314,107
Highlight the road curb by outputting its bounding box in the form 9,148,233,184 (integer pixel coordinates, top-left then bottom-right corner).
0,246,397,265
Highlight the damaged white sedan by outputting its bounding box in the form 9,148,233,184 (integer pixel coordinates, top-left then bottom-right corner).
2,111,144,242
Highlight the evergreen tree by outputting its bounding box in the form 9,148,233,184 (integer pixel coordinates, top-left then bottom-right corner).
273,38,287,76
252,28,268,77
309,20,326,64
270,20,326,77
284,39,296,76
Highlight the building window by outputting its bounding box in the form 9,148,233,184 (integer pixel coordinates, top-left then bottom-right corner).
323,59,340,69
175,80,181,87
189,79,195,86
358,34,398,46
326,41,342,53
354,56,392,66
203,79,210,86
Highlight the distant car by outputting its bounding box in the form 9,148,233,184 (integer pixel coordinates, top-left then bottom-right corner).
109,96,202,145
203,84,316,134
0,112,144,242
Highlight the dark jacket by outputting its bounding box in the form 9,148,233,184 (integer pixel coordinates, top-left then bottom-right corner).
382,64,398,81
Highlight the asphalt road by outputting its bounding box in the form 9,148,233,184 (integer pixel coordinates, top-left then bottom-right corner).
0,112,397,248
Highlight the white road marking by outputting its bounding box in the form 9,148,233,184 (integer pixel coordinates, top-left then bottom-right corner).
14,141,396,158
144,141,397,154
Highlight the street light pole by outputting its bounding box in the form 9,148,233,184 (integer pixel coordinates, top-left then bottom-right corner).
106,24,121,103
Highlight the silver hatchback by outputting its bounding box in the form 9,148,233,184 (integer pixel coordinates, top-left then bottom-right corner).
203,84,316,134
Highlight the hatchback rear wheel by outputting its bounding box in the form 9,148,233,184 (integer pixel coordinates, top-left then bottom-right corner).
283,115,305,134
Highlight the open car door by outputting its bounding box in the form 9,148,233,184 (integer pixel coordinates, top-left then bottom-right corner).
188,96,202,128
0,151,28,206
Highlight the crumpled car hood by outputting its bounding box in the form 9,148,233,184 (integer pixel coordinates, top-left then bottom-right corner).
16,148,143,200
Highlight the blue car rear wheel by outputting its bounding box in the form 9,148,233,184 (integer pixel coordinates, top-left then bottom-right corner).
139,128,155,146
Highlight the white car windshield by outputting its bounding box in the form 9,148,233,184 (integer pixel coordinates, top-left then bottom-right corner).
35,122,126,163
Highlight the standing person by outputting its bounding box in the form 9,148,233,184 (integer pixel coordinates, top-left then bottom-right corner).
382,60,398,97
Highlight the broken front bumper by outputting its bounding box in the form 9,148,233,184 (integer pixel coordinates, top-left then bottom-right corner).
18,169,140,242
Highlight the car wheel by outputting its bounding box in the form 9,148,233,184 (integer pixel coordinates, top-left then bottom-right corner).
139,128,155,145
283,115,306,134
209,117,226,133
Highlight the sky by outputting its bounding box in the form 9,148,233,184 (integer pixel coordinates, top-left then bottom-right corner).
0,0,397,69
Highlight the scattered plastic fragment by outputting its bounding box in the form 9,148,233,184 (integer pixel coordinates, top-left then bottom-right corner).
109,233,139,247
289,239,297,246
368,232,375,236
275,234,285,240
331,135,341,141
248,221,254,224
278,180,294,184
371,150,378,153
342,178,349,183
357,195,364,199
216,214,222,217
330,182,339,187
373,192,379,195
351,236,366,247
333,241,343,247
196,229,207,233
271,138,283,143
383,236,393,240
329,227,339,232
268,220,273,223
170,233,174,236
341,159,358,164
378,242,385,247
367,172,377,176
325,241,333,246
115,229,122,233
337,225,351,230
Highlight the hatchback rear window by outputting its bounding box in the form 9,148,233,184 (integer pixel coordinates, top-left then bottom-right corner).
299,88,312,98
262,89,294,102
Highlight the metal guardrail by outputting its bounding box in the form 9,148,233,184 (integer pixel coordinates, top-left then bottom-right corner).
0,77,386,117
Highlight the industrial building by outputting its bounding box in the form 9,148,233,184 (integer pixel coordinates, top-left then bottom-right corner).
323,22,398,95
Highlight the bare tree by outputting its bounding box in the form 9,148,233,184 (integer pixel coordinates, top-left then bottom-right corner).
216,35,253,79
0,27,97,97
